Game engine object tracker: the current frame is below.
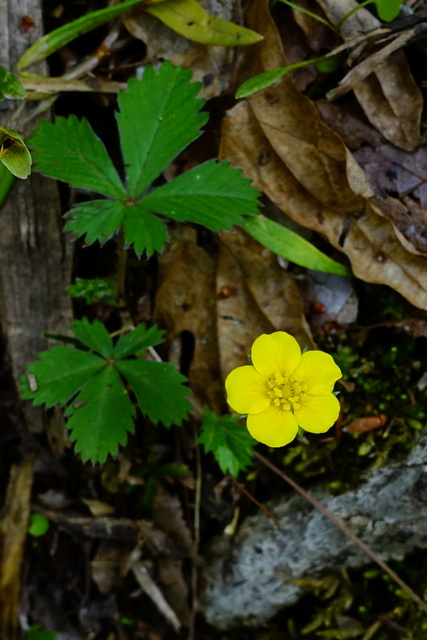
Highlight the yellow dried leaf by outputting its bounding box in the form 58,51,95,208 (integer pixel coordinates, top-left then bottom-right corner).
146,0,263,46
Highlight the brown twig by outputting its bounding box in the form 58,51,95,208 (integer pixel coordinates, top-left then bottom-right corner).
187,428,202,640
254,450,427,614
232,478,282,529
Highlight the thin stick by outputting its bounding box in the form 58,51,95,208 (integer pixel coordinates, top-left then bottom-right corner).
233,478,282,529
187,429,202,640
254,450,427,614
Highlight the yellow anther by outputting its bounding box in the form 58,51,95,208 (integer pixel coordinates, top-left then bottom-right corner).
274,387,283,398
275,372,285,385
274,398,281,406
282,403,290,410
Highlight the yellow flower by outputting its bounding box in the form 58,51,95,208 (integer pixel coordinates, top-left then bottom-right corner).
225,332,342,447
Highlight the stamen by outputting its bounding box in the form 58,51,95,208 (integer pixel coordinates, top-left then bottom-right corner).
267,371,306,413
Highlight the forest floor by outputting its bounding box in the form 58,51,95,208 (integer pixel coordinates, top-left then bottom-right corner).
2,0,427,639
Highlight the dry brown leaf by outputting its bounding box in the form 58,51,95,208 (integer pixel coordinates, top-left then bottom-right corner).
353,143,427,254
220,3,427,309
157,557,190,626
91,541,131,593
317,0,423,150
154,226,226,414
315,99,383,150
81,498,115,517
217,228,312,378
128,551,181,632
152,487,195,559
290,0,335,52
123,7,234,99
354,143,427,208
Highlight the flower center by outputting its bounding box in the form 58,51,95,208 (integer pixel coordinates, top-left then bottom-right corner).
267,372,307,412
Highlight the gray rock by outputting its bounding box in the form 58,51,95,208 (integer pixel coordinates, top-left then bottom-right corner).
201,432,427,629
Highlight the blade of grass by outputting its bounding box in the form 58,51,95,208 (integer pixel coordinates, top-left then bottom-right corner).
273,0,336,31
18,0,145,74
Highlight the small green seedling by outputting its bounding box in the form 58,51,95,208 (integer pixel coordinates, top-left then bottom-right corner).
29,62,260,256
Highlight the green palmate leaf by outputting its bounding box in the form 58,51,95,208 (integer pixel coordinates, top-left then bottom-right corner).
146,0,263,46
117,359,191,427
20,347,105,406
113,324,165,360
116,63,208,198
66,365,135,463
66,200,169,255
29,116,126,199
71,317,114,358
199,408,256,476
141,160,260,231
123,202,169,256
65,200,126,245
18,0,146,74
245,215,351,276
0,66,27,99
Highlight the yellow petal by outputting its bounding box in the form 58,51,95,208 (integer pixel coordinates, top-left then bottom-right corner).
225,365,270,414
294,393,340,433
247,405,299,447
251,332,301,378
294,351,341,394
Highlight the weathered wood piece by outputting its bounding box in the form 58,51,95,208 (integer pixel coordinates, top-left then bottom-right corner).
201,432,427,629
0,456,35,640
0,2,72,637
0,0,73,431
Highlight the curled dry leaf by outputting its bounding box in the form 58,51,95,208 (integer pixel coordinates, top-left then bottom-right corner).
220,0,427,309
154,226,225,413
217,228,312,378
315,99,383,150
91,541,131,594
317,0,423,150
354,143,427,254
